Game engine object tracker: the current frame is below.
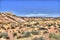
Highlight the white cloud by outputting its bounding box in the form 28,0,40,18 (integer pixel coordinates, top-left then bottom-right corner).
23,13,48,17
19,13,60,17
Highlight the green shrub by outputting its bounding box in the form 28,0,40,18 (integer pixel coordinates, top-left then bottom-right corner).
13,32,17,37
33,22,39,25
26,24,31,27
17,36,21,39
2,32,8,36
23,31,30,37
43,31,48,34
1,32,9,39
32,37,45,40
49,33,60,40
0,33,3,38
21,31,24,34
49,33,52,38
31,30,39,35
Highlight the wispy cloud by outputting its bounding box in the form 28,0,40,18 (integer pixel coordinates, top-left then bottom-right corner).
22,13,48,17
19,13,60,17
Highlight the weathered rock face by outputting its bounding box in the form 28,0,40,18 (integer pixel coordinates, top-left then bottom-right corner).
0,12,26,40
0,12,25,23
0,12,60,40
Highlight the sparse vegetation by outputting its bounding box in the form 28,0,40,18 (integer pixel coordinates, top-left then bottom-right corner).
0,12,60,40
33,22,39,25
0,32,9,39
0,33,3,38
43,30,48,34
13,32,17,37
32,36,45,40
17,35,21,39
0,24,6,30
32,37,38,40
22,31,31,37
26,24,31,27
2,32,8,39
38,37,45,40
11,22,16,29
31,30,39,35
57,28,60,32
49,33,60,40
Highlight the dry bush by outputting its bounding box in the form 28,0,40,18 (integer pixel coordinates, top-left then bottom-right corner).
31,30,39,35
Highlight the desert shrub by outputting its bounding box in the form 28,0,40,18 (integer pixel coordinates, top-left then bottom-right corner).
31,26,35,28
22,31,31,37
58,26,60,28
38,27,48,31
0,33,3,38
21,31,24,34
11,22,16,29
38,37,45,40
2,32,9,39
32,37,45,40
48,26,51,29
57,28,60,32
57,24,60,28
33,22,39,25
49,33,56,38
0,24,6,30
5,36,10,39
47,23,52,26
46,23,52,29
0,32,9,39
17,36,21,39
13,32,17,37
49,33,60,40
2,32,8,36
0,24,3,27
43,31,48,34
32,37,38,40
53,24,56,27
31,30,39,35
49,33,52,38
54,27,57,30
18,30,20,33
26,24,31,27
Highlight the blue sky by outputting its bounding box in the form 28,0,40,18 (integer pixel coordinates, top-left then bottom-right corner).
0,0,60,17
